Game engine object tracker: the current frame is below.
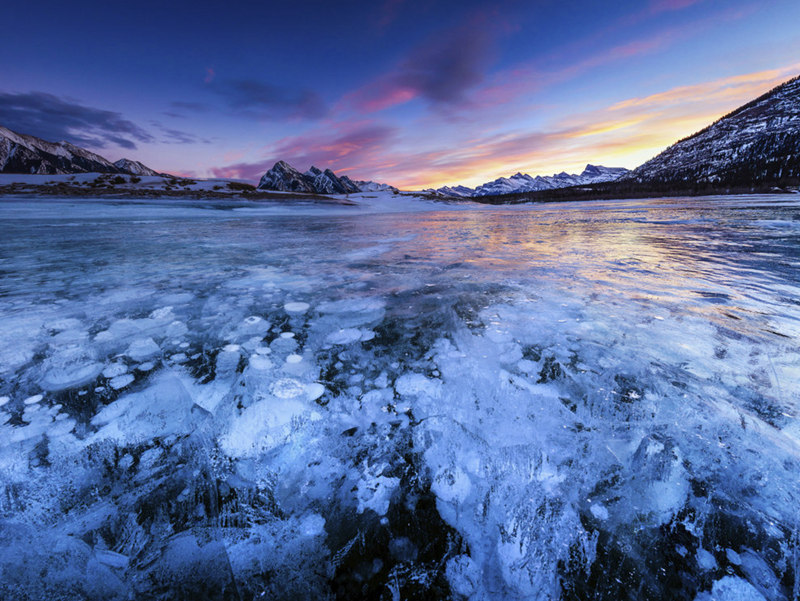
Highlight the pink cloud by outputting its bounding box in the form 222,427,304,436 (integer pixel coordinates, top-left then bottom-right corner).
210,121,397,182
343,14,497,114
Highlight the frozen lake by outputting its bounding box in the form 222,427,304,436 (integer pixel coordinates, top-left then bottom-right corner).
0,195,799,600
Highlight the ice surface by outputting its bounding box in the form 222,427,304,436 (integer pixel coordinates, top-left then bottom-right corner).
0,195,798,600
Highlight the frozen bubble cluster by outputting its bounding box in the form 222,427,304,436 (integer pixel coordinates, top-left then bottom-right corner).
0,196,798,600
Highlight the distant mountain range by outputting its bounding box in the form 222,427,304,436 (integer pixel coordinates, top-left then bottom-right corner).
0,125,162,176
257,160,397,194
2,72,799,198
426,164,630,197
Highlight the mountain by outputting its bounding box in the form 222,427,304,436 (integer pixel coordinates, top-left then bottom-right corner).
352,179,398,193
257,161,394,194
0,125,123,175
427,164,629,197
304,166,361,194
0,125,167,177
629,75,800,186
113,158,161,177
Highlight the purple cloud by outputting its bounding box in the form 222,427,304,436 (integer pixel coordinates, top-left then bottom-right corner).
211,122,396,181
347,16,496,112
0,91,153,150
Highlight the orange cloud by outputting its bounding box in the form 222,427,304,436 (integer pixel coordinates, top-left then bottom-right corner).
394,65,800,189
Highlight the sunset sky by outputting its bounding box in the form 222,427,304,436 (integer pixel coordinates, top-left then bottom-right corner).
1,0,799,188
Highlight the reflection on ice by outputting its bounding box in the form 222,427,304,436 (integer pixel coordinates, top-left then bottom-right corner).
0,196,798,600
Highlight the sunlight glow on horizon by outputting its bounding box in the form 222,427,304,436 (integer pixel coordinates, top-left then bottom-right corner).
398,64,800,190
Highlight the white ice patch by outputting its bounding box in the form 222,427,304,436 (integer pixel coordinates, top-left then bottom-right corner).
109,374,134,390
271,378,305,399
695,576,768,601
249,354,273,371
91,373,195,444
284,302,310,314
431,466,471,504
394,373,442,399
219,395,307,458
356,473,399,516
40,346,103,391
304,383,325,401
125,338,160,362
325,328,363,345
102,363,128,378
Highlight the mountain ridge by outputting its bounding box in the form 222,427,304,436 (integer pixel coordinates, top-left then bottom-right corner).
0,125,160,177
257,160,397,194
627,75,800,186
425,164,630,197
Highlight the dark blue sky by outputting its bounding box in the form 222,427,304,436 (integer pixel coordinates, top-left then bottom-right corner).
2,0,798,186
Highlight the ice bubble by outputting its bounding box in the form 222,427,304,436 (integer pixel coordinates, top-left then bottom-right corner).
49,318,82,332
24,394,43,405
102,363,128,378
431,466,471,504
725,548,742,566
249,354,273,371
91,373,194,443
137,362,155,372
126,338,160,362
170,353,188,363
299,513,326,537
698,576,767,601
216,348,241,374
220,396,306,457
325,328,363,345
233,315,270,338
356,475,400,516
52,329,89,345
94,549,129,570
40,345,103,391
109,374,134,390
590,504,609,520
305,383,325,401
255,346,271,355
284,302,310,314
286,354,303,364
0,396,9,407
395,373,442,399
149,306,174,320
280,332,295,339
696,548,717,570
271,378,305,399
165,321,188,337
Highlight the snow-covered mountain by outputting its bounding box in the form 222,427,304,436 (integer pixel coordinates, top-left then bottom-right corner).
257,161,394,194
427,164,629,197
352,179,398,193
0,125,123,175
0,125,166,177
113,158,161,177
629,75,800,185
305,166,361,194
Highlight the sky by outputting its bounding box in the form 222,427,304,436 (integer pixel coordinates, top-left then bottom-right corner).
1,0,799,189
